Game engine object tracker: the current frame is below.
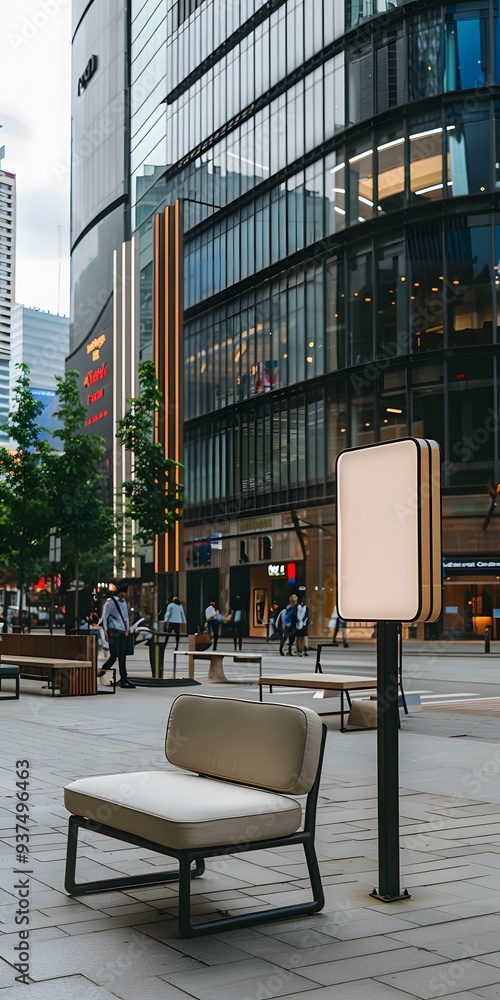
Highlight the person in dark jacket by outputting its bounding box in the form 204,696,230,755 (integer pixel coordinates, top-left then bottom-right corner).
279,594,298,656
229,595,246,651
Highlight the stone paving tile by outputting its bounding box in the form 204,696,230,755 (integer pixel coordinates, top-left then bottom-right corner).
0,974,121,998
100,975,200,999
377,960,500,998
431,932,500,962
475,986,500,998
276,983,460,1000
297,946,447,986
216,928,408,968
388,913,500,947
480,955,500,970
163,958,314,1000
440,900,500,919
0,926,200,984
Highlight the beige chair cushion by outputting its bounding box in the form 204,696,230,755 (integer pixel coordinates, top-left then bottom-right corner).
165,694,322,795
64,771,302,850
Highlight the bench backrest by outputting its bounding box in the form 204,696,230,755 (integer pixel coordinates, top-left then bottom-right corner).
0,633,97,671
165,694,323,795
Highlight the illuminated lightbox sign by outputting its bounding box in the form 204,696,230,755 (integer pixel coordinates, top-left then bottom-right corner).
337,438,442,623
444,557,500,572
268,564,285,577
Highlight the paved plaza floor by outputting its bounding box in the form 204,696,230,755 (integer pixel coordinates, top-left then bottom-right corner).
1,643,500,999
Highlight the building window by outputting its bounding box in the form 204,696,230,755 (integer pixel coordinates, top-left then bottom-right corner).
348,249,373,365
444,4,489,92
408,225,445,352
348,46,373,125
348,146,374,226
446,224,493,348
409,12,443,101
409,124,444,204
446,108,491,197
377,133,405,215
376,28,405,113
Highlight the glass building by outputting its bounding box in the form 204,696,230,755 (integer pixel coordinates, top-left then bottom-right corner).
128,0,500,637
69,0,130,481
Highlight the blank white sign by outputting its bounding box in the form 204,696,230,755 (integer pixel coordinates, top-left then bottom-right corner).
337,439,426,622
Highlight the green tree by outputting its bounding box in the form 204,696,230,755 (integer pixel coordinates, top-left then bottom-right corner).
116,360,183,544
0,363,52,623
49,370,113,627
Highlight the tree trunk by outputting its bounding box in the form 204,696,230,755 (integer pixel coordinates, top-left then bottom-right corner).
74,550,79,630
18,553,24,633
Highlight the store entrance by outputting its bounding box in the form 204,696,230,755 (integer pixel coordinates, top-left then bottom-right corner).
443,577,500,638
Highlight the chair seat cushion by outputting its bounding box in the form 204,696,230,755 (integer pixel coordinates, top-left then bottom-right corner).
64,771,302,850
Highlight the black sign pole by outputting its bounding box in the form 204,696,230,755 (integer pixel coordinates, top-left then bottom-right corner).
370,620,410,902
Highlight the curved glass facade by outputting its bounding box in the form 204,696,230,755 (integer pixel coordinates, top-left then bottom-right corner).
135,0,500,635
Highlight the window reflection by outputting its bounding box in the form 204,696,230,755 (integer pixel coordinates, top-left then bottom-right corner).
408,225,445,352
444,7,488,92
446,112,490,196
446,226,493,348
377,136,405,214
348,250,373,365
348,148,374,225
376,244,409,357
380,392,407,441
325,152,346,233
410,127,444,203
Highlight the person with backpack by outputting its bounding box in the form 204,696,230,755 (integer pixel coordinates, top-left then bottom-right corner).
279,594,298,656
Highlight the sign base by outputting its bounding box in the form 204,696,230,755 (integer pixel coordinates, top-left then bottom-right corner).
370,887,411,903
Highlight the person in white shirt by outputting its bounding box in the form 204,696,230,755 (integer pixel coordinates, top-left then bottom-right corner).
205,601,220,650
163,597,186,650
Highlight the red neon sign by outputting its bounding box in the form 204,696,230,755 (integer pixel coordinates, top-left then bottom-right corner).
85,409,108,427
84,362,108,388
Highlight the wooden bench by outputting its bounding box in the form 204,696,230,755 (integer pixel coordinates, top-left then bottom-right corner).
259,671,378,732
173,650,262,683
0,633,97,696
0,655,95,696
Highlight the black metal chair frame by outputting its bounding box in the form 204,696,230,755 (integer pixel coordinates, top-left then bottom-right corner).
64,723,327,938
0,667,20,700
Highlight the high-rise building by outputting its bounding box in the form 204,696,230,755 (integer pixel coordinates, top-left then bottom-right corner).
68,0,131,483
10,305,70,446
73,0,500,639
0,159,16,442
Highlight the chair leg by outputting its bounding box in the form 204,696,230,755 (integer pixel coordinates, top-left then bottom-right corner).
64,816,204,896
303,836,324,912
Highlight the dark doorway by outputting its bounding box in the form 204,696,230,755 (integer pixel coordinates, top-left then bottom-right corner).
186,569,220,634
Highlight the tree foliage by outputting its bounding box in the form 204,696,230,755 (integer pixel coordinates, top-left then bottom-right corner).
116,360,183,545
0,364,52,614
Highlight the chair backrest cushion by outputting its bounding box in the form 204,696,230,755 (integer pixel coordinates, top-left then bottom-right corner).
165,694,323,795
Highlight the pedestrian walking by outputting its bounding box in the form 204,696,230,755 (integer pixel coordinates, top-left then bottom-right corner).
229,596,246,651
205,600,221,651
163,596,186,650
99,584,136,688
268,600,281,641
331,605,349,648
279,594,298,656
296,599,310,656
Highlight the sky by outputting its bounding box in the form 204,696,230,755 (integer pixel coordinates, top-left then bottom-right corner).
0,0,71,316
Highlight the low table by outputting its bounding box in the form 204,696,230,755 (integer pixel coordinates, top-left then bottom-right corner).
173,650,263,683
259,672,377,732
